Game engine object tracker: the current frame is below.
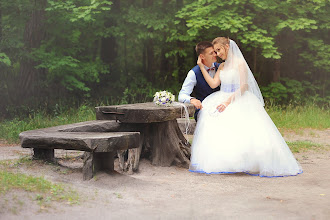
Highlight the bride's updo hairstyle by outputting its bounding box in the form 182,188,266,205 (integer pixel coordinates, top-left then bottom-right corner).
212,37,230,47
212,37,230,59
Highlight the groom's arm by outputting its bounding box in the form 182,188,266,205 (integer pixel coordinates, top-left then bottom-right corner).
178,70,196,103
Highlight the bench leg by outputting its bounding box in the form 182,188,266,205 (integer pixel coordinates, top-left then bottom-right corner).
83,152,94,180
33,148,54,162
83,152,114,180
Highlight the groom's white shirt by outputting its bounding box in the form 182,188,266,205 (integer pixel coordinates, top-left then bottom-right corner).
178,63,216,103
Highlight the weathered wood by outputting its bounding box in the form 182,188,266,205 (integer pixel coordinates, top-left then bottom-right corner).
117,143,143,174
19,121,140,180
20,131,139,152
112,120,191,168
95,102,195,123
83,152,94,180
146,120,190,167
95,103,195,169
177,118,196,135
83,152,115,180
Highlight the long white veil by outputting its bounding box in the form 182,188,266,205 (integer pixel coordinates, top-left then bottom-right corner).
220,40,264,106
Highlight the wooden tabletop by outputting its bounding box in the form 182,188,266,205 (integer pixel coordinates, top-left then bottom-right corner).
95,102,195,123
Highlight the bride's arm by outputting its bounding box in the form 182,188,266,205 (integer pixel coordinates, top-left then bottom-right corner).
216,62,248,112
197,56,221,88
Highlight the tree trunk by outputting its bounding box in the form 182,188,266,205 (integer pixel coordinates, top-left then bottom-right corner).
160,33,170,76
253,47,257,74
117,120,191,172
146,39,155,82
100,0,120,65
0,4,2,43
272,59,281,82
145,120,191,167
176,0,185,82
142,0,155,83
18,0,46,104
160,0,171,77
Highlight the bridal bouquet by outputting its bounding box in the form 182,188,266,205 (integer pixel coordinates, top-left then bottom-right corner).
153,90,175,106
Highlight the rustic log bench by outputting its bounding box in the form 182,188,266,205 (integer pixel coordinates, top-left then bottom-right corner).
19,120,140,180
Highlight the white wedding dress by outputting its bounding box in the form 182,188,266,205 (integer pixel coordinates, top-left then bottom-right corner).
189,41,302,177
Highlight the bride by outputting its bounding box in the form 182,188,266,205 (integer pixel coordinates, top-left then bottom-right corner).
189,37,303,177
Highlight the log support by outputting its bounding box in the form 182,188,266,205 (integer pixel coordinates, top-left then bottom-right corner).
83,152,115,180
117,119,191,171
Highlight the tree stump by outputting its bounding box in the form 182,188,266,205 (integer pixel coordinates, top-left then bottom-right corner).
141,120,190,167
95,102,195,170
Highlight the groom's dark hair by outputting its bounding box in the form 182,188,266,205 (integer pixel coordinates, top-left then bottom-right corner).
195,41,213,56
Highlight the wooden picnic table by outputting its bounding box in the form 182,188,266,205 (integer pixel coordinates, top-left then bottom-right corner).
95,102,195,171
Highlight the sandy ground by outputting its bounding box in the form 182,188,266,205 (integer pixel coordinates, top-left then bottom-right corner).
0,129,329,220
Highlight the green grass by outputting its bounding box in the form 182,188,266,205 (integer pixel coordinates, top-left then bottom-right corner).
287,141,324,153
0,105,96,143
0,158,79,212
0,103,329,144
265,104,330,129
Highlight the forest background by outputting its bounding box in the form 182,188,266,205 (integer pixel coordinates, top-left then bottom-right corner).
0,0,329,120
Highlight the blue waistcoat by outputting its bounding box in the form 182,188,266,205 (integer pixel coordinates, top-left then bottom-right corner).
192,62,221,120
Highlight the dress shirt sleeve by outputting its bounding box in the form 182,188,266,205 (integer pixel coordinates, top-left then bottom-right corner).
178,70,197,103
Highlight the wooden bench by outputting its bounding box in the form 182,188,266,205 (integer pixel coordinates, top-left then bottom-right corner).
19,120,140,180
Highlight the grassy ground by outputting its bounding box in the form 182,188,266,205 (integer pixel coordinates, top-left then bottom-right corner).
0,105,96,143
265,104,329,129
1,103,329,144
287,141,324,153
0,103,328,216
0,157,80,213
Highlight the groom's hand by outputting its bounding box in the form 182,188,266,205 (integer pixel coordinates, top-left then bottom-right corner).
190,98,203,109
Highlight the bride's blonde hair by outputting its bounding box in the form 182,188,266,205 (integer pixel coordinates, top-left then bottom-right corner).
212,37,230,46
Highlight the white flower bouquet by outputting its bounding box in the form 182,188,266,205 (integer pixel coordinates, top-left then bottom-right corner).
153,90,175,106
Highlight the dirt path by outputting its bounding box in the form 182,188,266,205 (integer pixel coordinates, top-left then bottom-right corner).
0,129,329,219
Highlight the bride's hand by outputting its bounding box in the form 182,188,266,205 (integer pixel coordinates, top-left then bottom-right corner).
216,102,230,112
197,56,203,67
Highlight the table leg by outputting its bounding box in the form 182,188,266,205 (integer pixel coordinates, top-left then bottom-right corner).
124,119,191,168
148,119,191,167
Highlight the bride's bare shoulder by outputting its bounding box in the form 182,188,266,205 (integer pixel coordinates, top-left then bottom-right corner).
219,63,225,70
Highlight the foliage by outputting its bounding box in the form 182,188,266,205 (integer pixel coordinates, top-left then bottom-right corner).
0,104,95,143
261,77,330,105
33,0,112,93
0,52,11,66
0,0,329,118
171,0,282,59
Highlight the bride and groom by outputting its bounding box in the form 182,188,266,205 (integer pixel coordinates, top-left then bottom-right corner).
178,37,302,177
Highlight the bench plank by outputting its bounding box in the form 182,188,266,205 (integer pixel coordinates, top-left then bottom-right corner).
20,131,140,152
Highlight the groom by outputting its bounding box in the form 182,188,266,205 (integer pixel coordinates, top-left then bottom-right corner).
178,41,221,121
